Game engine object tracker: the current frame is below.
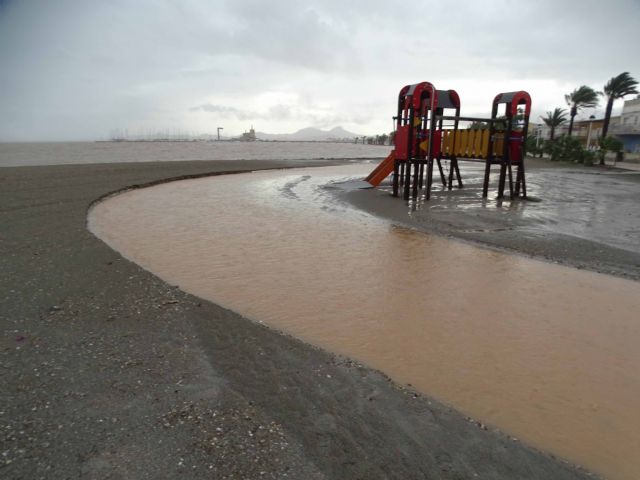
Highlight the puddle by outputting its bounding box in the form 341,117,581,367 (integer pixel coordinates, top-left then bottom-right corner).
89,164,640,480
392,161,640,255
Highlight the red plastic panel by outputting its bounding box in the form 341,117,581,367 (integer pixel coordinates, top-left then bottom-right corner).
432,130,442,157
509,131,523,161
395,125,411,160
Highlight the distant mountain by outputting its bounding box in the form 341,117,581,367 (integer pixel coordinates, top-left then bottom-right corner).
255,126,361,142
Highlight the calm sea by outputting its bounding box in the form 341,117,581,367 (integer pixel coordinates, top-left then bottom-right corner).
0,141,387,167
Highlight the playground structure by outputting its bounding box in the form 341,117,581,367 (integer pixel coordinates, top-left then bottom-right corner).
366,82,531,201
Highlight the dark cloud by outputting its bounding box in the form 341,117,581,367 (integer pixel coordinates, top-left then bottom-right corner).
0,0,638,140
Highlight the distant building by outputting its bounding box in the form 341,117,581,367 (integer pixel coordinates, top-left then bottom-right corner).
537,117,615,149
239,126,256,141
537,121,566,141
610,97,640,152
572,118,606,148
534,97,640,152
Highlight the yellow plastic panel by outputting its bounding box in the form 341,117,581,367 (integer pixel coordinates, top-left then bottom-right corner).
458,130,468,156
467,130,476,157
494,133,504,156
480,129,489,158
443,130,453,155
473,129,483,157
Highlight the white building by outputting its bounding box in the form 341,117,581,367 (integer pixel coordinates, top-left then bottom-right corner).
610,97,640,152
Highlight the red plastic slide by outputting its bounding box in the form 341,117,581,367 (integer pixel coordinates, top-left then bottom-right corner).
365,151,396,186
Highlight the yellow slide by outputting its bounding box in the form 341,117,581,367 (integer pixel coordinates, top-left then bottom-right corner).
365,151,396,186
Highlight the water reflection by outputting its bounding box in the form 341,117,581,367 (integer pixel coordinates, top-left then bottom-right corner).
89,164,640,480
389,162,640,254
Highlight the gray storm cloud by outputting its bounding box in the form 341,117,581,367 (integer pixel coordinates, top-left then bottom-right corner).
0,0,638,140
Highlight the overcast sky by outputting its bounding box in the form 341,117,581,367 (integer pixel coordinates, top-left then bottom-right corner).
1,0,639,141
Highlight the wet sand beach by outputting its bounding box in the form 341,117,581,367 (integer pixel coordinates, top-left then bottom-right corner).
88,162,640,480
1,156,626,479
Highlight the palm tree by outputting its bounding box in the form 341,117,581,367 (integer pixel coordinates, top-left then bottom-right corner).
540,107,568,141
601,72,638,140
564,86,599,137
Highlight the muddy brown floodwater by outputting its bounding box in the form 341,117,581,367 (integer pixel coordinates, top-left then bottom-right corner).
89,164,640,480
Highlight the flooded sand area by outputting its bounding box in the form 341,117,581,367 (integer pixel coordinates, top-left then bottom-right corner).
345,161,640,280
89,163,640,480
